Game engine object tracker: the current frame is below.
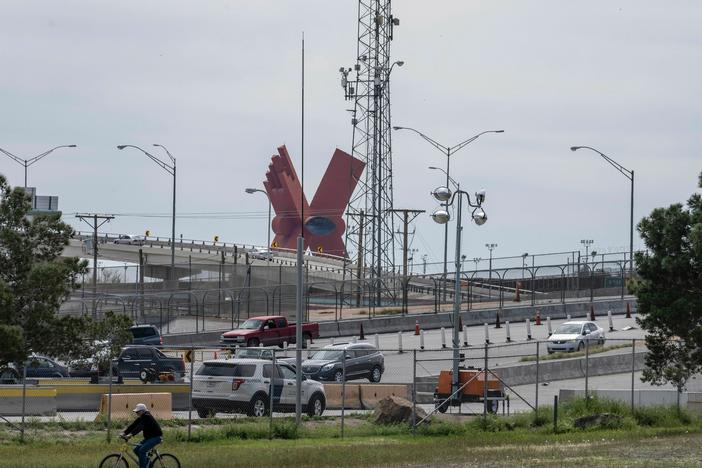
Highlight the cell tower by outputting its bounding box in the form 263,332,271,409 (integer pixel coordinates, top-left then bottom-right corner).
340,1,401,297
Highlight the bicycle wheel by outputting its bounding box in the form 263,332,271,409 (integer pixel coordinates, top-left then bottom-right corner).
99,453,128,468
150,453,181,468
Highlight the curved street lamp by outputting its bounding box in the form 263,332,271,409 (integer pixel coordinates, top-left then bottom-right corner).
429,181,488,410
396,127,503,290
117,144,177,284
0,144,77,188
571,146,634,273
245,187,272,256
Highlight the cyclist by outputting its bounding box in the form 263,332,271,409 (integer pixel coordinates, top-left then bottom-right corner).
121,403,163,468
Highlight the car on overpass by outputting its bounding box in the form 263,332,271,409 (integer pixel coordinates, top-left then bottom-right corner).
113,234,145,246
547,320,605,354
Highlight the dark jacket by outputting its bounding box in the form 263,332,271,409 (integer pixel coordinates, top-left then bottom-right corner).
123,411,163,440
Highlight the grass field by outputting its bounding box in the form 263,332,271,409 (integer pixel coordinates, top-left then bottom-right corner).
2,398,701,467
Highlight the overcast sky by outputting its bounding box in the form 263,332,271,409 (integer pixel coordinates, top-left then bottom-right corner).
1,1,699,268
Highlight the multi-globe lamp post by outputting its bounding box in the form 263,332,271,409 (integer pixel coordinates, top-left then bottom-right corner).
430,180,488,407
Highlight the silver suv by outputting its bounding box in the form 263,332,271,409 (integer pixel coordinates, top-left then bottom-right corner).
192,358,326,418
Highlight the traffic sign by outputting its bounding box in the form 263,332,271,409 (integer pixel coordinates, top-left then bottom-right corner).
184,350,193,363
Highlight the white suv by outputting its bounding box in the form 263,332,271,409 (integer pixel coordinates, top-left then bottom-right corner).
192,358,326,418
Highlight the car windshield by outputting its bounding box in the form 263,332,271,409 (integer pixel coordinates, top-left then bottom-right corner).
555,324,582,334
239,320,263,330
309,350,343,361
130,327,157,338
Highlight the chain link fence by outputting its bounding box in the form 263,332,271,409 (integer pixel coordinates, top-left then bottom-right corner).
2,331,693,444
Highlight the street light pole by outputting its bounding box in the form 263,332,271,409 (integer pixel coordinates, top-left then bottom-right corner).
580,239,593,268
245,188,272,253
430,183,488,407
485,243,497,299
571,146,634,273
0,145,77,188
117,144,177,285
394,127,503,294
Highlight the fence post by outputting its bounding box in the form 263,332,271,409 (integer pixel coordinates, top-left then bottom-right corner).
483,344,488,419
631,338,636,413
585,338,590,405
412,349,417,436
553,395,558,432
107,351,113,443
20,365,27,443
534,340,540,417
188,346,194,441
269,351,275,439
341,353,346,438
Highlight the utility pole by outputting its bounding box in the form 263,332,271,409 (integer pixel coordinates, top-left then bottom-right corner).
389,209,425,278
76,213,114,318
347,210,370,306
421,254,428,275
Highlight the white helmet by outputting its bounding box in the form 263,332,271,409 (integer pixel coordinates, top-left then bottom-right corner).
132,403,147,413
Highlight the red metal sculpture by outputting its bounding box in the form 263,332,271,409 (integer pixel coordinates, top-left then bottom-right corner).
263,145,365,258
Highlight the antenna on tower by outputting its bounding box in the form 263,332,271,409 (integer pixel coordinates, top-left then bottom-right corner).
340,1,403,305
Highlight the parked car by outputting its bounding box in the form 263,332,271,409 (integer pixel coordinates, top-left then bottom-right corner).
114,346,185,382
192,358,326,418
129,324,162,346
0,356,69,382
113,234,144,245
235,347,276,360
220,315,320,348
301,342,384,382
547,321,606,354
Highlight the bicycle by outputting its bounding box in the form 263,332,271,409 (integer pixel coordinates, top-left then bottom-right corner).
98,436,180,468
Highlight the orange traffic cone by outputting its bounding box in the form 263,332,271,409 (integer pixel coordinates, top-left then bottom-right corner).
414,320,420,336
590,304,596,321
625,302,631,319
535,310,542,326
360,323,365,340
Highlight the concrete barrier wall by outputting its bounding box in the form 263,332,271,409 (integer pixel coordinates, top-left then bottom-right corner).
96,392,173,420
323,383,410,410
163,298,637,345
559,388,694,409
495,351,647,386
52,384,190,412
0,387,57,416
320,298,637,339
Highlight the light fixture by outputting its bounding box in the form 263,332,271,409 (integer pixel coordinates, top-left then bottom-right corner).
475,189,486,204
472,208,487,226
431,209,450,224
431,186,452,202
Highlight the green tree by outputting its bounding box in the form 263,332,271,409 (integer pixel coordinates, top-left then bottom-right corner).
0,174,88,366
634,171,702,390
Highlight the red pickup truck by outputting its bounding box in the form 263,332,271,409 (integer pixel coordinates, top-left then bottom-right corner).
220,315,320,348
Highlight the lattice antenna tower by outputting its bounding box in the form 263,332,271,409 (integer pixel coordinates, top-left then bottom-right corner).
340,1,401,291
